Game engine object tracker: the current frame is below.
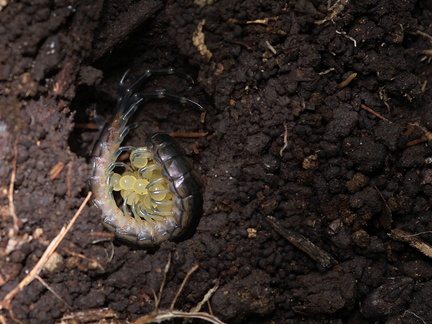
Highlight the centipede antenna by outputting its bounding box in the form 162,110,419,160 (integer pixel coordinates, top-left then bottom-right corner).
129,68,195,92
117,68,200,114
93,106,106,132
116,70,131,110
134,91,205,112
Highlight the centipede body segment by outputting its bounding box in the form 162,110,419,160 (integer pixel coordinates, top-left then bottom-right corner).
90,68,204,248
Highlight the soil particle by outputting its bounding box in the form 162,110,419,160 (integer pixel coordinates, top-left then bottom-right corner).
324,108,358,142
399,145,429,168
360,277,413,321
245,132,271,155
292,270,357,315
400,259,432,279
211,269,275,322
343,136,386,173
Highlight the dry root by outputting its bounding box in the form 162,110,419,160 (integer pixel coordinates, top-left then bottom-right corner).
131,255,224,324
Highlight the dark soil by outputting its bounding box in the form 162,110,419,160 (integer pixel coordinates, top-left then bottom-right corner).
1,0,432,323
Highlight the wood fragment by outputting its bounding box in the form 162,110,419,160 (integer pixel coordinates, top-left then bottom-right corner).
49,161,65,180
422,49,432,57
414,30,432,43
170,132,208,138
59,308,118,323
74,123,99,130
0,0,8,12
132,310,225,324
390,228,432,259
246,17,278,25
61,247,105,271
66,161,73,197
420,80,427,93
406,123,432,146
200,111,207,124
407,135,429,147
315,0,349,25
265,216,338,268
189,279,220,314
0,314,7,324
360,104,390,122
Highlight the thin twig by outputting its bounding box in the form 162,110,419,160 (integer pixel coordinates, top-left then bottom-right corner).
315,0,349,25
0,192,92,314
132,257,224,324
134,310,225,324
35,274,71,308
402,310,427,324
49,161,65,181
189,279,220,314
413,30,432,43
61,247,105,271
66,161,73,198
8,141,21,236
266,216,338,268
279,123,288,157
170,264,199,311
0,314,7,324
390,228,432,259
155,253,171,312
360,104,390,122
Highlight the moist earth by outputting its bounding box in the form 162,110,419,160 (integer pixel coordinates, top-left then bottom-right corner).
1,0,432,323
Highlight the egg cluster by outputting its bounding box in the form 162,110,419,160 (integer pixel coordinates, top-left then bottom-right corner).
109,148,174,222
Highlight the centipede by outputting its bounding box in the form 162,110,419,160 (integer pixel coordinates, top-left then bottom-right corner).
90,68,204,248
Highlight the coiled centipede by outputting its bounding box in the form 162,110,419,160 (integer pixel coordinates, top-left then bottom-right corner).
90,68,204,248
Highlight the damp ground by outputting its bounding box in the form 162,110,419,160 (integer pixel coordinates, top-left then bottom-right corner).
1,1,432,323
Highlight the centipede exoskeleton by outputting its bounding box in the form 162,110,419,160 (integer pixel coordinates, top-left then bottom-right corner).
90,68,204,248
